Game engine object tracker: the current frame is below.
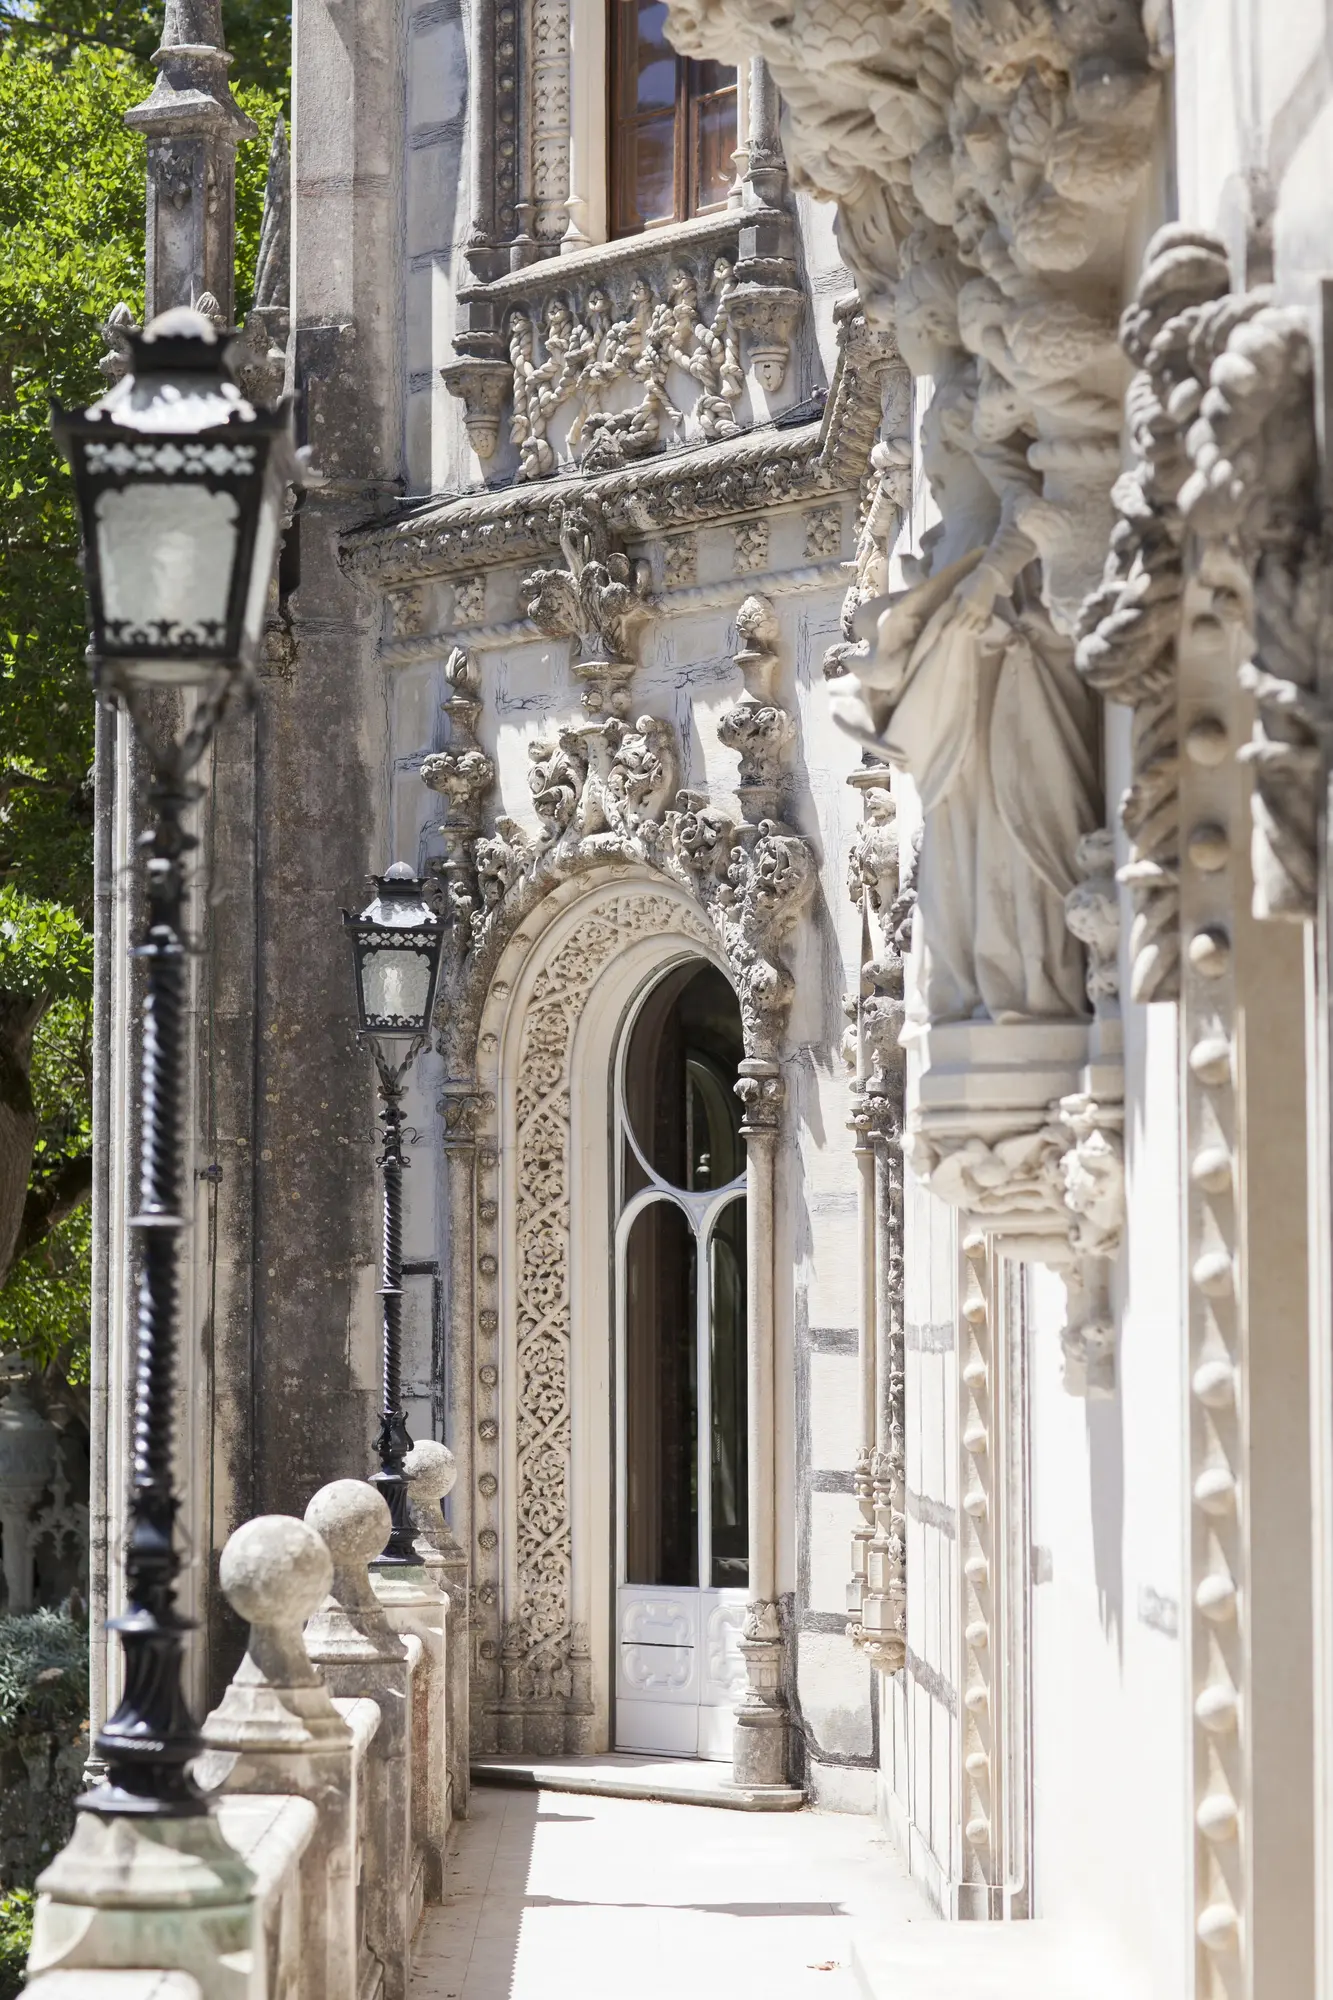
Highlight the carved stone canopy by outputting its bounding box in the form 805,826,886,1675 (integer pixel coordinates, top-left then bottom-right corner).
346,300,904,596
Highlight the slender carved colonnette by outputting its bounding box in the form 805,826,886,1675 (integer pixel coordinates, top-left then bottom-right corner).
843,768,911,1672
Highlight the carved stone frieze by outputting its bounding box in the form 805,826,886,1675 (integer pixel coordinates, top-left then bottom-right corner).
520,494,656,714
349,301,898,593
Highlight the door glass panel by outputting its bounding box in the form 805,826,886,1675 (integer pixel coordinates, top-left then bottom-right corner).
624,962,744,1189
709,1197,748,1587
625,1198,698,1587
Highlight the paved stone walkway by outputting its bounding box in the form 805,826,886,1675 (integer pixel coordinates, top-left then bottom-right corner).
410,1782,929,2000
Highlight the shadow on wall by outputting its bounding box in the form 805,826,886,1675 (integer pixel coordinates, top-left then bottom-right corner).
1088,1387,1125,1662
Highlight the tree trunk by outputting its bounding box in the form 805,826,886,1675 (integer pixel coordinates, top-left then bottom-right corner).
0,989,47,1289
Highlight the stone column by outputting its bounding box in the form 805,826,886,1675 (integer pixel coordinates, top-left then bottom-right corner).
732,1059,788,1790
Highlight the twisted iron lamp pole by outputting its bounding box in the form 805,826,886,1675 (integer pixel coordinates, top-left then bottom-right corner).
89,691,231,1812
54,305,294,1815
369,1037,423,1563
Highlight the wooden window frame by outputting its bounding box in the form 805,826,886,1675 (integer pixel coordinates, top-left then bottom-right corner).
608,1,737,240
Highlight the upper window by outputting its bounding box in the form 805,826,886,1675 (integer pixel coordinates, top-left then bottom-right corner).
609,0,738,238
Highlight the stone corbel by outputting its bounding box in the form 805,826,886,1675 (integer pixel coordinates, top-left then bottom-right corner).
727,213,803,394
440,357,512,460
521,494,655,715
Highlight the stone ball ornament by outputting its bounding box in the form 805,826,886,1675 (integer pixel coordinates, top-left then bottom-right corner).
219,1513,333,1629
403,1439,458,1503
305,1478,393,1567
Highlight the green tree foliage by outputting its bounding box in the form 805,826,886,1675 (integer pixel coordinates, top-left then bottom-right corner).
0,1890,33,2000
0,0,290,98
0,36,281,1378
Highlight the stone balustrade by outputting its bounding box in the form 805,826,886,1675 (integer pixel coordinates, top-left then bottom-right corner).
24,1478,457,2000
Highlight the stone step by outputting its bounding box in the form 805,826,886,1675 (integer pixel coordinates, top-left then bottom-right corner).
472,1752,806,1811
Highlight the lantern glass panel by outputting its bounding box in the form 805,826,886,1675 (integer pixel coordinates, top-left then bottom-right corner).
362,946,432,1029
94,483,240,653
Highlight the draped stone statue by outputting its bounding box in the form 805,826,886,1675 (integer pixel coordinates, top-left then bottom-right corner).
830,372,1099,1030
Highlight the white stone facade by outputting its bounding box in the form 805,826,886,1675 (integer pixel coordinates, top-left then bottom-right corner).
74,0,1333,1993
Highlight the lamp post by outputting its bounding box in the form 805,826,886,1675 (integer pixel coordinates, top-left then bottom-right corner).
343,865,445,1563
54,304,295,1816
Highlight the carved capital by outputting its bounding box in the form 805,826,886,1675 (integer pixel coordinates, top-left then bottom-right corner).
735,1057,784,1134
1055,1092,1125,1264
1064,827,1121,1009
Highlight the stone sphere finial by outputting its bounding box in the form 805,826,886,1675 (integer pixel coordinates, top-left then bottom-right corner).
305,1478,391,1569
219,1514,332,1629
403,1439,457,1503
200,1512,350,1757
302,1479,405,1660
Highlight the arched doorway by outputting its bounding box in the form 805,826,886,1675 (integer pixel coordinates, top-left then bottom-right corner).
614,959,749,1758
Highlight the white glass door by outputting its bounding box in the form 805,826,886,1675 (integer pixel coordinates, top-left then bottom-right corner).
612,962,748,1759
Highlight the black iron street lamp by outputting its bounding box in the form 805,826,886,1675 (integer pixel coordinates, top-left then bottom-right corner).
54,305,295,1817
343,865,445,1563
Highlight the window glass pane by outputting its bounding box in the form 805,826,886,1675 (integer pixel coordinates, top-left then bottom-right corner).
709,1197,748,1587
691,73,737,213
632,0,676,110
628,111,677,229
624,961,744,1190
625,1200,698,1587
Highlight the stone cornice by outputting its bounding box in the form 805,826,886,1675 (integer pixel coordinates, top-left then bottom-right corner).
343,300,901,587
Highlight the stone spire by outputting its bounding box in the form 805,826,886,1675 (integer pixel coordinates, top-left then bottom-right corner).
124,0,256,322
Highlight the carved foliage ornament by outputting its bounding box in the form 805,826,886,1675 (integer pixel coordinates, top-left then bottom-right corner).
520,495,655,716
1079,225,1323,966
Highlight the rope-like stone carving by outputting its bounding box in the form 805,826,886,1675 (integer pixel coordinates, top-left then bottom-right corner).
1177,290,1323,922
1076,228,1232,1000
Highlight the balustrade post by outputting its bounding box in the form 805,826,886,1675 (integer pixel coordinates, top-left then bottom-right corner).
196,1515,362,2000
